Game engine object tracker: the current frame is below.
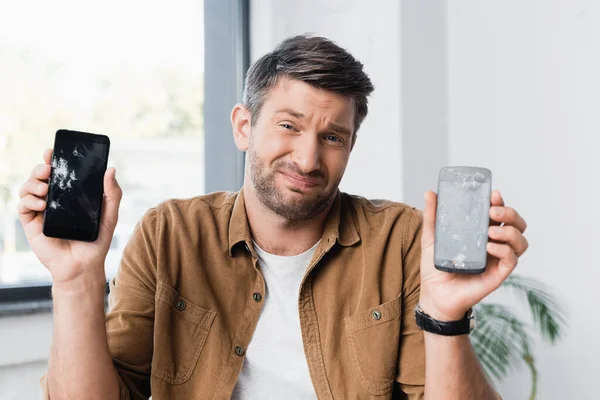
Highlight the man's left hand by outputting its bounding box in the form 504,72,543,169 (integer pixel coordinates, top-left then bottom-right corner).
418,189,529,321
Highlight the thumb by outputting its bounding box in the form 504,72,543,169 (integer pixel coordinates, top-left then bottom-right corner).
421,191,437,248
99,167,122,242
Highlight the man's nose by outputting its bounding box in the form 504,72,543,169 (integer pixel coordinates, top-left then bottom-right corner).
291,135,321,174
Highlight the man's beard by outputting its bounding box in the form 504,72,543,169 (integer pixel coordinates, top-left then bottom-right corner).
248,149,337,221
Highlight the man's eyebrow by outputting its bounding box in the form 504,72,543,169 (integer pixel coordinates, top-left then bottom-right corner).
273,108,305,119
273,108,352,136
327,122,352,137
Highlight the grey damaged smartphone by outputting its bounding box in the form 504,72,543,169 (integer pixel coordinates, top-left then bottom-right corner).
434,166,492,274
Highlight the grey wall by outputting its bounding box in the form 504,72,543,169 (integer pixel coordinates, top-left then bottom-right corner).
447,1,598,397
401,1,448,208
251,0,596,398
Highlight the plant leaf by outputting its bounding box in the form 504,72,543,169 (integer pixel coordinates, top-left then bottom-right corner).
471,303,534,383
502,274,569,344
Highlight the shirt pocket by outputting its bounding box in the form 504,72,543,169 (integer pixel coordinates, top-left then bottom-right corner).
152,281,217,385
344,295,402,396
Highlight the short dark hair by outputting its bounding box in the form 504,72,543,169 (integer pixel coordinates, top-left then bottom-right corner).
242,34,375,135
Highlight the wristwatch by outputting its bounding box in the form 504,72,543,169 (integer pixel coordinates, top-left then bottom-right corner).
414,304,476,336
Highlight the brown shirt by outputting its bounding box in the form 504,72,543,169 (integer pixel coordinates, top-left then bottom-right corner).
42,189,426,399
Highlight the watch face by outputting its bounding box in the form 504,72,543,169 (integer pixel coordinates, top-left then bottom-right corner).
468,308,476,332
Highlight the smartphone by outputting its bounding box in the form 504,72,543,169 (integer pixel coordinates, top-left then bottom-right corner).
434,166,492,274
43,129,110,241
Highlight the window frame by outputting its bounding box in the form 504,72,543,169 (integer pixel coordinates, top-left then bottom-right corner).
0,0,249,314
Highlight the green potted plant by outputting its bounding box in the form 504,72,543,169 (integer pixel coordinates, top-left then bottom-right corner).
471,274,568,399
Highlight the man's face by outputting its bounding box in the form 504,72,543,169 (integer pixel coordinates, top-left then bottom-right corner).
247,78,355,221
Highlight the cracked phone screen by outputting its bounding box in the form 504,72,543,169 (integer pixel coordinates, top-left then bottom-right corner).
44,136,108,241
434,167,491,273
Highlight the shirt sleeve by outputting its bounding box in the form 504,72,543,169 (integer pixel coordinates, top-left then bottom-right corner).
393,208,504,400
39,207,160,400
40,370,132,400
395,208,426,398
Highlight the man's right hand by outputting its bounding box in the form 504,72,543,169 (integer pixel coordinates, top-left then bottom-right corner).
17,148,123,286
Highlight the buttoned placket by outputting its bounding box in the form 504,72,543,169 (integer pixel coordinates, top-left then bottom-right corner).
213,242,267,400
296,236,337,400
215,235,338,399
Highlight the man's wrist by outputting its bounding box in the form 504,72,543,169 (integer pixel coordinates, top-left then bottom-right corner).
418,296,470,322
52,268,107,296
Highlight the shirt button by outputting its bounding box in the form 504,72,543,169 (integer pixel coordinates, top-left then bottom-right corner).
372,310,382,320
235,346,245,356
252,292,262,302
175,300,186,311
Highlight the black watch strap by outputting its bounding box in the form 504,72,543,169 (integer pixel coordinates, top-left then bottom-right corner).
414,304,475,336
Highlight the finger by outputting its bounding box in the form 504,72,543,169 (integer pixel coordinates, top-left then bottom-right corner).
17,194,47,214
488,225,529,256
488,190,505,227
17,194,46,225
479,242,519,289
98,168,123,243
487,242,518,272
489,206,527,233
18,179,48,199
421,191,437,248
29,163,52,182
43,148,53,165
490,190,505,207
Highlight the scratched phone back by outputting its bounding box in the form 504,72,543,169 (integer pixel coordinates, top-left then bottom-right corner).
434,166,492,274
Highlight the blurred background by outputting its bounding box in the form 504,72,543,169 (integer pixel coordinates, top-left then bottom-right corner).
0,0,597,398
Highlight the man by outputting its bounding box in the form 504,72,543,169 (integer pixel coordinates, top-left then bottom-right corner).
19,35,528,399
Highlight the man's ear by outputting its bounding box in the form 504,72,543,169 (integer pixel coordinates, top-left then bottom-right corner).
231,103,251,151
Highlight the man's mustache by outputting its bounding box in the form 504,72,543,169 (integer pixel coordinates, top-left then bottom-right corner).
274,162,324,180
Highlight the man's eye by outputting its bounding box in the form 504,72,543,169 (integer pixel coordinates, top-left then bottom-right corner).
280,124,294,130
325,135,342,142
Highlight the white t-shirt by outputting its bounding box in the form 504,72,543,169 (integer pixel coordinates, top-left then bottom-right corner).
230,240,320,400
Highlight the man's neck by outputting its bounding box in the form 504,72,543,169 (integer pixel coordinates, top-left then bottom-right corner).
242,183,332,256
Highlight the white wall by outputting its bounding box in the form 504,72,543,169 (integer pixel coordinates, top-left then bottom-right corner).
252,0,596,398
0,314,52,398
0,360,47,399
447,1,599,398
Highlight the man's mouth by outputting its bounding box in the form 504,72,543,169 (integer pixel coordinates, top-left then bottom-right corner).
279,171,321,188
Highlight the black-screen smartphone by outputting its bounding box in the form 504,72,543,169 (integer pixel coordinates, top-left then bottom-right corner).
42,129,110,242
434,166,492,274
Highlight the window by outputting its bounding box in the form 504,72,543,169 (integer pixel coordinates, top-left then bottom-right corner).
0,0,205,287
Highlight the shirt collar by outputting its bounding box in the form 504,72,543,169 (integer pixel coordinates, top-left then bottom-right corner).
228,188,360,256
